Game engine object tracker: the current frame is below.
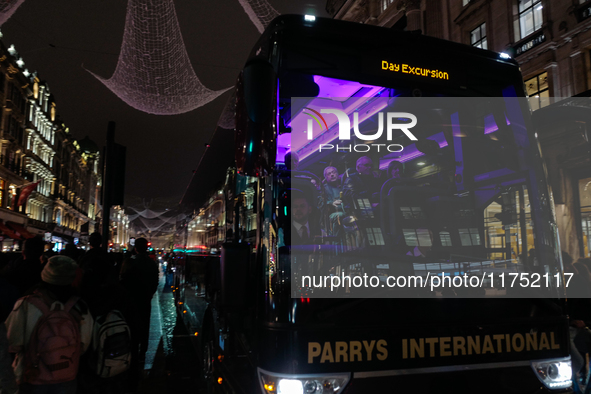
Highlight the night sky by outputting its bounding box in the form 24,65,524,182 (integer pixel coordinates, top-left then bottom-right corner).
0,1,328,203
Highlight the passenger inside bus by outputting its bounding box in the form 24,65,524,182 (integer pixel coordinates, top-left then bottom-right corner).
284,151,299,171
290,190,323,244
322,166,345,236
343,156,382,210
386,160,404,180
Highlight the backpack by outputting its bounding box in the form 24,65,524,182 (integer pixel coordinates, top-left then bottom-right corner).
23,295,81,385
90,310,131,378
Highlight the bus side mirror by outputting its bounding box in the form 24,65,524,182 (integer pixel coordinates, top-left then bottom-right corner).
220,243,250,308
235,59,277,177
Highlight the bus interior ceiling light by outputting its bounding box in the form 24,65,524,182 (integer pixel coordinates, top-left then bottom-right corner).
288,77,386,157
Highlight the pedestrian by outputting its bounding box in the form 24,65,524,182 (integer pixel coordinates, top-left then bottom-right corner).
5,255,93,394
0,323,18,394
77,233,132,394
79,233,117,315
7,236,46,297
120,237,159,387
61,243,81,261
0,252,19,322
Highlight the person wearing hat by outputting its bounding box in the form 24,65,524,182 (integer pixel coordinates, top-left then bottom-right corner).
5,256,93,393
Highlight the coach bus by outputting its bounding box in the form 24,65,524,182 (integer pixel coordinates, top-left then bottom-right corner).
179,15,572,394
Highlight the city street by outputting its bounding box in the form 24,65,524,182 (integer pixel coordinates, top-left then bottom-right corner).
138,267,208,394
0,1,590,393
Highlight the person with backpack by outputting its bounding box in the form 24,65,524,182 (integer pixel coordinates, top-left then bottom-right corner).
5,255,93,394
0,323,18,394
76,234,133,393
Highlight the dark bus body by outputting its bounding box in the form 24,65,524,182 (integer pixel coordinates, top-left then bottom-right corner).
176,15,571,394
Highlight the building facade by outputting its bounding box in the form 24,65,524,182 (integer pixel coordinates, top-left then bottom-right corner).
110,205,130,251
0,35,115,251
181,171,258,255
52,128,103,249
25,80,56,233
327,0,591,261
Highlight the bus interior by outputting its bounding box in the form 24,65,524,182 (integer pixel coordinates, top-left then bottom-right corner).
273,73,563,298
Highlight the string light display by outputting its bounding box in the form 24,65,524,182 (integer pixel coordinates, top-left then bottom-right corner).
88,0,230,115
217,90,236,130
127,206,185,234
0,0,24,26
237,0,280,33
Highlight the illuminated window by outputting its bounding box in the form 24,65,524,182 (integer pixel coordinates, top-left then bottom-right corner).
38,86,44,107
6,185,15,210
403,229,432,247
381,0,394,12
0,179,4,208
366,227,385,246
470,23,487,49
356,198,375,218
440,231,453,246
518,0,543,39
525,71,549,110
459,228,481,246
579,177,591,257
401,206,425,219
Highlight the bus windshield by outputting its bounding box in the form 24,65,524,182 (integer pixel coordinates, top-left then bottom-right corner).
275,74,564,299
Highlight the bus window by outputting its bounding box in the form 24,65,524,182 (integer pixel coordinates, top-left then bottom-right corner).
277,82,562,299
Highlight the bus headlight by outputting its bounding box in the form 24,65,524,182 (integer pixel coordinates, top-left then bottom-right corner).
531,358,572,389
258,369,350,394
